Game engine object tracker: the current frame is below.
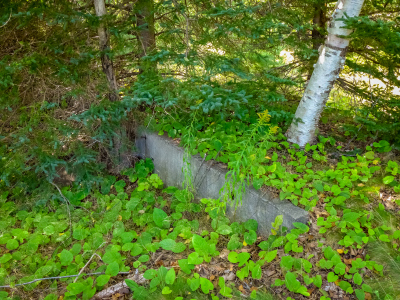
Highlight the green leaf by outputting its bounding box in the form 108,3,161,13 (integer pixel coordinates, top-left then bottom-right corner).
106,261,119,276
43,225,55,235
293,222,309,233
178,259,195,274
285,271,300,292
265,250,278,262
342,212,361,222
379,234,390,242
6,239,19,250
334,262,346,275
0,253,12,264
355,289,365,300
227,234,241,250
216,224,232,235
218,277,232,298
323,246,336,260
96,275,110,286
237,252,250,267
120,231,136,244
125,279,138,290
150,277,161,289
162,286,172,294
339,280,353,293
200,277,214,294
192,234,210,257
244,230,257,245
383,176,394,184
244,219,258,232
228,252,238,263
374,264,383,272
280,255,294,270
353,273,362,285
60,249,73,266
143,269,157,280
313,275,322,288
362,284,372,293
138,255,150,263
272,215,283,228
126,197,141,211
43,294,57,300
122,243,134,251
159,239,176,251
102,250,121,264
213,139,223,151
153,208,169,228
188,252,203,265
252,177,264,190
327,272,338,282
130,244,143,256
73,228,88,240
251,264,262,279
171,242,186,253
165,268,176,285
67,282,85,295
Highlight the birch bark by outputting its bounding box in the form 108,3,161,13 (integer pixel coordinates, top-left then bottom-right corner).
94,0,118,101
286,0,365,147
94,0,130,171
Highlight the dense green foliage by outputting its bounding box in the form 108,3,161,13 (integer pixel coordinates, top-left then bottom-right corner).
0,0,400,299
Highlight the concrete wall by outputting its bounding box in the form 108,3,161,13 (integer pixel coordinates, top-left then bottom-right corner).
135,129,308,236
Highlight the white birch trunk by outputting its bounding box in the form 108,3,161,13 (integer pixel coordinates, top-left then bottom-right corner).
94,0,130,172
286,0,365,147
94,0,118,101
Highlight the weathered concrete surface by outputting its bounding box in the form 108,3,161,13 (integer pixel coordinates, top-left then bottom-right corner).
135,129,308,236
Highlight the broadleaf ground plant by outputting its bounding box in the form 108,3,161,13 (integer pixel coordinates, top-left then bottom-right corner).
1,0,400,299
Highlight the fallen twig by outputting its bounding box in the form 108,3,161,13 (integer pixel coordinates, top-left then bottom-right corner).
0,10,12,28
73,253,103,283
51,182,73,237
92,269,146,299
0,272,130,289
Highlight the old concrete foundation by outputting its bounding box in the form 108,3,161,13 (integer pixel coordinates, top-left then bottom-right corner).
135,129,308,236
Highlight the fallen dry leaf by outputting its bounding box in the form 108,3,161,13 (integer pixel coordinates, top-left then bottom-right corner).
156,260,164,267
344,258,353,265
307,286,316,295
219,249,230,259
265,270,276,277
223,272,236,281
112,293,121,300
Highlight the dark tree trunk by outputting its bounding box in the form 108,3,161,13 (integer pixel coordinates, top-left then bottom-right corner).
308,1,327,80
135,0,157,75
312,2,327,51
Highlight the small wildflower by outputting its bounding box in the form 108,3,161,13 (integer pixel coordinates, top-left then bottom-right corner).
269,126,279,134
257,109,271,125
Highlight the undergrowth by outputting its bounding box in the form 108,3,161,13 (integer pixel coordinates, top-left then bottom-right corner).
0,130,399,300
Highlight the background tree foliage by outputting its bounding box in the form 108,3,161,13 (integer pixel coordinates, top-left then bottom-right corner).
0,0,399,201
